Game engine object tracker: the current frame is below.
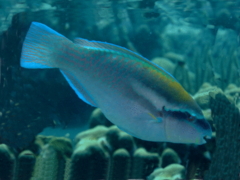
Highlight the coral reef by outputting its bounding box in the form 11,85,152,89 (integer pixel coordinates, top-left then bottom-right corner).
131,148,159,179
74,125,158,179
33,144,62,179
0,125,173,180
15,150,36,180
89,108,113,128
31,137,72,180
151,57,176,75
0,144,15,180
69,139,109,180
148,164,186,180
109,148,131,180
193,82,223,110
204,93,240,180
160,148,181,168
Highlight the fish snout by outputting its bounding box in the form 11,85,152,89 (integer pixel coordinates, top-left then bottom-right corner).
194,118,212,141
163,111,212,144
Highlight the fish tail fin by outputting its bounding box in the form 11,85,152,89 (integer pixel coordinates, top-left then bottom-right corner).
20,22,71,69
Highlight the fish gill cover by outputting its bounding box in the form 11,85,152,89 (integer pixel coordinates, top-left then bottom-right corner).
0,0,239,179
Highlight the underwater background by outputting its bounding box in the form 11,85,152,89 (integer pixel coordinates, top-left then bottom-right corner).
0,0,240,179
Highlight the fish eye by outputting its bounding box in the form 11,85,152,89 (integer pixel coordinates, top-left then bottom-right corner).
186,114,196,122
183,112,196,122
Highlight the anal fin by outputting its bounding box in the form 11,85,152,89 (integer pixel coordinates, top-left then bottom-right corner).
60,70,96,107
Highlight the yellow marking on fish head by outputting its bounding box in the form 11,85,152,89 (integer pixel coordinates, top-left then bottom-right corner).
148,112,157,120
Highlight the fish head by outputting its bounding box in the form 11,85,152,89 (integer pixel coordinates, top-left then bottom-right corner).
161,104,212,145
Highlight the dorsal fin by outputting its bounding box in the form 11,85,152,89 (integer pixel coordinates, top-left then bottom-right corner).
74,38,148,62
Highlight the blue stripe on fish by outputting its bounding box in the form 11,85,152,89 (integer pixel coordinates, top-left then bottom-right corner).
60,70,96,106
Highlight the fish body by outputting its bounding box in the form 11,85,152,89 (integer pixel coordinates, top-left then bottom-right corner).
21,22,212,144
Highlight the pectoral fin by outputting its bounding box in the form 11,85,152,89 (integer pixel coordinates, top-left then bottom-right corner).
148,112,162,122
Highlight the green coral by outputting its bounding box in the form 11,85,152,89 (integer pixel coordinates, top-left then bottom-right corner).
161,148,181,168
109,148,131,180
15,150,36,180
0,144,15,180
148,164,186,180
31,137,73,180
69,139,109,180
131,148,159,179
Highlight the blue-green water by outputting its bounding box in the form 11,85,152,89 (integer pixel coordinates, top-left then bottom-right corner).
0,0,240,179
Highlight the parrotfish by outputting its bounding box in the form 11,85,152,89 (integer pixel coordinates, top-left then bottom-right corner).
20,22,212,144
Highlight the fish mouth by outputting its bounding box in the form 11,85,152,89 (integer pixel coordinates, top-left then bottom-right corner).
205,135,212,139
201,135,212,144
201,138,206,144
195,134,212,145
